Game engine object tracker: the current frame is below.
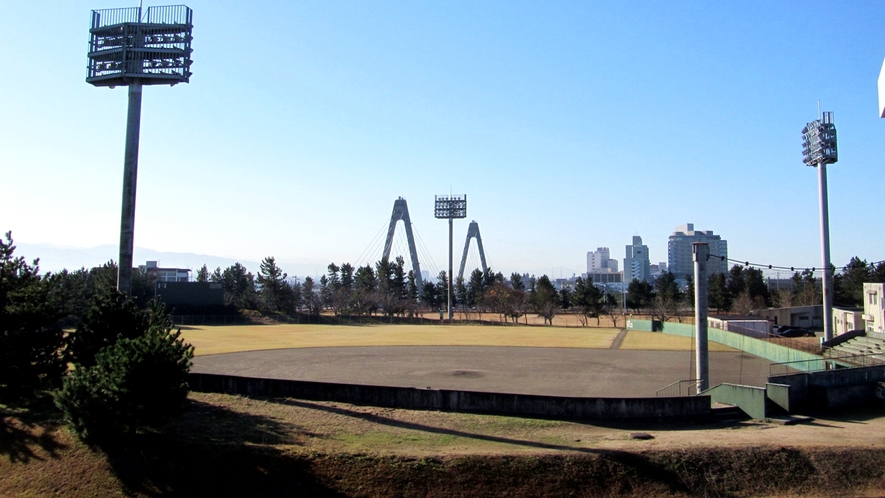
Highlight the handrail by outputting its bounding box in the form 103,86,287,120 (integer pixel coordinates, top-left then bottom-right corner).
656,379,700,397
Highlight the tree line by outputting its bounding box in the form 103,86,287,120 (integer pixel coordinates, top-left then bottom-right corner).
622,257,885,321
183,255,885,325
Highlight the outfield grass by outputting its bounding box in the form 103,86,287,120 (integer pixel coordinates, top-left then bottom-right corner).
180,324,737,356
620,331,736,352
180,324,622,356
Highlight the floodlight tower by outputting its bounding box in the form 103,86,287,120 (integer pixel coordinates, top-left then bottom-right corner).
801,111,838,341
86,5,193,295
435,195,467,319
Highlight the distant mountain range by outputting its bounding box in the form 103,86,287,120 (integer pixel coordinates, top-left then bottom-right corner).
15,242,581,283
14,242,330,281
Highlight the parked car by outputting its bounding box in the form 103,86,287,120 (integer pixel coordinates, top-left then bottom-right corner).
772,325,793,334
774,327,815,338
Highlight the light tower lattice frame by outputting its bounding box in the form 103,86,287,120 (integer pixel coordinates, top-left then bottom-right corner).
86,5,193,295
435,195,467,320
802,111,838,341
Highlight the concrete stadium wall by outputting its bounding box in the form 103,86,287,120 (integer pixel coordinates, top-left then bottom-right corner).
188,373,712,420
771,365,885,410
627,320,825,370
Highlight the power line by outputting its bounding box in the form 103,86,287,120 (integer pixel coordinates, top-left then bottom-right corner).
705,254,885,274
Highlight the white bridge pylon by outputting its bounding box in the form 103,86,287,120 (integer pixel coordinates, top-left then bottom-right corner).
382,197,424,290
457,220,488,282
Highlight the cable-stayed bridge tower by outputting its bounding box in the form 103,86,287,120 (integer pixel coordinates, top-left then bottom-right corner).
382,197,423,290
457,221,488,281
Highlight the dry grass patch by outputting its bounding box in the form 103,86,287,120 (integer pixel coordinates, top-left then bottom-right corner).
619,331,737,352
180,324,622,356
5,394,885,497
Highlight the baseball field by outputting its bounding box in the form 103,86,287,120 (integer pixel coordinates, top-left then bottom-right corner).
179,323,736,356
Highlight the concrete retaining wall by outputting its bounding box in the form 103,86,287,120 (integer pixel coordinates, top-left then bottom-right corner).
188,373,712,420
768,365,885,410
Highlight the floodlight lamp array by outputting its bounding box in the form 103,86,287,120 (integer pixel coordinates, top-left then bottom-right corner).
434,195,467,219
87,5,193,87
802,111,837,167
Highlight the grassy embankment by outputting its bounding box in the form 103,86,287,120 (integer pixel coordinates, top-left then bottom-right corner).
4,393,885,497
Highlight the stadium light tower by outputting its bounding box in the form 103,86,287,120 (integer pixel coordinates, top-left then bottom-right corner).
802,111,837,341
86,5,193,295
435,195,467,320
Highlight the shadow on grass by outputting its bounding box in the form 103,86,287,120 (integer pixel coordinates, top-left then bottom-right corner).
0,398,67,463
278,397,612,454
96,398,343,497
242,398,813,497
164,398,323,446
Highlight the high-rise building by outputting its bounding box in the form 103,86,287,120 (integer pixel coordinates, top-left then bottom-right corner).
586,247,621,285
623,236,651,283
586,247,618,274
667,223,728,279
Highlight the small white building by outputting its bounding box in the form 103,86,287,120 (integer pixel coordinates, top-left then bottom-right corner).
139,261,190,282
833,307,865,336
708,315,772,339
862,283,885,334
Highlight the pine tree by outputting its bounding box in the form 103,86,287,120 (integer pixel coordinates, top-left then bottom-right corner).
56,299,193,441
0,231,66,398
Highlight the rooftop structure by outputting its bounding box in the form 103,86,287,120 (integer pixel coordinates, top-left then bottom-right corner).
668,223,727,279
139,260,190,282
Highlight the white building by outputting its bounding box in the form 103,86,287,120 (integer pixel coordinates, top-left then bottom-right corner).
623,236,651,283
833,307,865,336
587,247,618,273
139,261,191,282
862,283,885,334
667,223,727,279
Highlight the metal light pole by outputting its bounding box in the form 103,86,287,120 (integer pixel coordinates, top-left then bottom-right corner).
86,5,193,295
118,82,143,293
693,242,709,392
802,111,838,341
434,195,467,320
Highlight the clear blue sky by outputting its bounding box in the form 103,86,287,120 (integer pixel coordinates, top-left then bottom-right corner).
2,1,884,279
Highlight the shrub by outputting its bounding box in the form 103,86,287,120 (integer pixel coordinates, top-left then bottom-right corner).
66,290,150,368
56,323,194,441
